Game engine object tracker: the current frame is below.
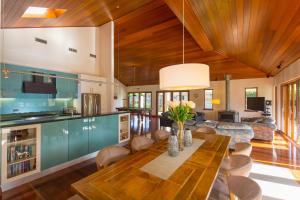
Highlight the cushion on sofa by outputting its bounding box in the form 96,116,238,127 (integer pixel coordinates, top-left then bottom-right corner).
258,117,275,124
217,122,252,130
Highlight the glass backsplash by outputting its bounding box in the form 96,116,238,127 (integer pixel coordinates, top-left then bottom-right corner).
0,98,74,114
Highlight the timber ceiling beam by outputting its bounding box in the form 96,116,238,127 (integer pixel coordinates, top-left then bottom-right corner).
164,0,213,51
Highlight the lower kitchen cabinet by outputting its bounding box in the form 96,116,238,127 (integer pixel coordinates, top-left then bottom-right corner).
88,115,119,153
68,119,89,160
99,115,119,147
41,121,69,170
88,117,102,153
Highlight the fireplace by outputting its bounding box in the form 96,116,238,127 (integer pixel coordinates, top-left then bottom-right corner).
218,74,239,122
218,111,239,122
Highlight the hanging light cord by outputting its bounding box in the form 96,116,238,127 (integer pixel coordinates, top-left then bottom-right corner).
182,0,185,64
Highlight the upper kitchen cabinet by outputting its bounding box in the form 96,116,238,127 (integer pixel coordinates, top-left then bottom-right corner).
0,64,78,99
55,72,78,99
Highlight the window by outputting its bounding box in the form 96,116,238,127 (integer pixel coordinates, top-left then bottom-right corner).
204,89,213,110
281,80,300,144
156,91,190,115
128,92,152,109
245,87,258,109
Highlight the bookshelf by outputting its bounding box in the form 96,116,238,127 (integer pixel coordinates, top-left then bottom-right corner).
118,113,130,143
1,124,41,184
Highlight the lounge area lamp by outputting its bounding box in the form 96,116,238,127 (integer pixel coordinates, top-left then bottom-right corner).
159,0,210,90
212,99,221,105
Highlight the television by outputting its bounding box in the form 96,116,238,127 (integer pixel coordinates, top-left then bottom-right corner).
247,97,265,112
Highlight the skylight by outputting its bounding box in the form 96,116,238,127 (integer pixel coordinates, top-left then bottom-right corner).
22,6,66,19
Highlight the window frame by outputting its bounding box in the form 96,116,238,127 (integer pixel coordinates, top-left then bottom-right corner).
156,90,190,116
245,87,258,110
204,89,214,110
127,91,152,109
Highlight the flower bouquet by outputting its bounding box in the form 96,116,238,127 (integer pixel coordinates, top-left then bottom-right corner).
168,101,195,151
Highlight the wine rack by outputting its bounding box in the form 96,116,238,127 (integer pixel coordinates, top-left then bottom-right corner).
118,113,130,143
1,124,41,184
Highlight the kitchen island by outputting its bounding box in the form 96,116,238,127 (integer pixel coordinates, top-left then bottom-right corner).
0,111,130,191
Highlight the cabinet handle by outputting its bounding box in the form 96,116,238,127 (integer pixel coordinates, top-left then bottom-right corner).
63,129,69,135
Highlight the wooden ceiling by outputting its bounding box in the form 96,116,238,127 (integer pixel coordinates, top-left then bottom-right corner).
2,0,300,86
1,0,153,28
166,0,300,76
114,1,266,86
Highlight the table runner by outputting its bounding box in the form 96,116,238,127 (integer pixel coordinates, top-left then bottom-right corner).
140,138,205,180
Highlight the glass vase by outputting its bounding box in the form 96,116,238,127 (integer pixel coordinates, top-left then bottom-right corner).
177,121,184,151
168,134,179,157
184,128,193,147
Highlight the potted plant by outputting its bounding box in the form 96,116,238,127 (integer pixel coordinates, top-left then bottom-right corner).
168,101,195,151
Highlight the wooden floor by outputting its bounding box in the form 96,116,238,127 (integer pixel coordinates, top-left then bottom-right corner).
1,115,300,200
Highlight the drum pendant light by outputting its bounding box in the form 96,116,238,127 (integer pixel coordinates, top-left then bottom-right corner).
159,0,210,90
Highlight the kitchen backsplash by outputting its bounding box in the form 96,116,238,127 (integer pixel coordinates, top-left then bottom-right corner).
0,98,74,114
0,63,78,114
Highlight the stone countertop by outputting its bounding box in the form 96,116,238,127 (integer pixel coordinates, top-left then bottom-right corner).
0,111,129,128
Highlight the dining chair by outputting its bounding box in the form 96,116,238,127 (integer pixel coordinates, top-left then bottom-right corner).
209,174,262,200
153,130,170,142
227,175,262,200
131,135,154,152
221,155,253,177
232,142,252,157
195,126,216,134
95,146,130,169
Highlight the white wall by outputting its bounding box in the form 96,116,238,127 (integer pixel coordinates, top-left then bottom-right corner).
96,22,114,112
274,58,300,130
2,25,118,112
3,27,98,75
127,78,274,120
114,79,127,110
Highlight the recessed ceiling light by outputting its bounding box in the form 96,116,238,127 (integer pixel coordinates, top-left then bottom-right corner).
22,6,66,19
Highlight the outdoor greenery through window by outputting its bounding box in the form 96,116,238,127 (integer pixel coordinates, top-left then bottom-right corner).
245,87,258,109
156,91,189,115
128,92,152,109
204,89,213,110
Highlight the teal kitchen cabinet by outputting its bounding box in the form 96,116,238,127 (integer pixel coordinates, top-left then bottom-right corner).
88,115,119,153
99,115,119,147
56,73,78,99
88,117,103,153
41,121,69,170
68,118,89,160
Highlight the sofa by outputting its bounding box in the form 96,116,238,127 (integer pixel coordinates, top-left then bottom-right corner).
241,117,277,141
195,121,254,148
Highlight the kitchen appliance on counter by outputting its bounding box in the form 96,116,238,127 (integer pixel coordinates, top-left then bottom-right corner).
81,93,101,117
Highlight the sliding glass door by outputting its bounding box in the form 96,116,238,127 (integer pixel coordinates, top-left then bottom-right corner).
281,80,300,144
156,91,190,116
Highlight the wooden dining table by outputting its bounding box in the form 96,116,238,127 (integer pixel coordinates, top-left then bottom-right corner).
72,132,231,200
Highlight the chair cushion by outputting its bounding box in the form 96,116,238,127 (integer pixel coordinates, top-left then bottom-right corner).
221,155,252,177
153,130,170,141
96,146,130,169
232,142,252,157
131,136,154,152
228,176,262,200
